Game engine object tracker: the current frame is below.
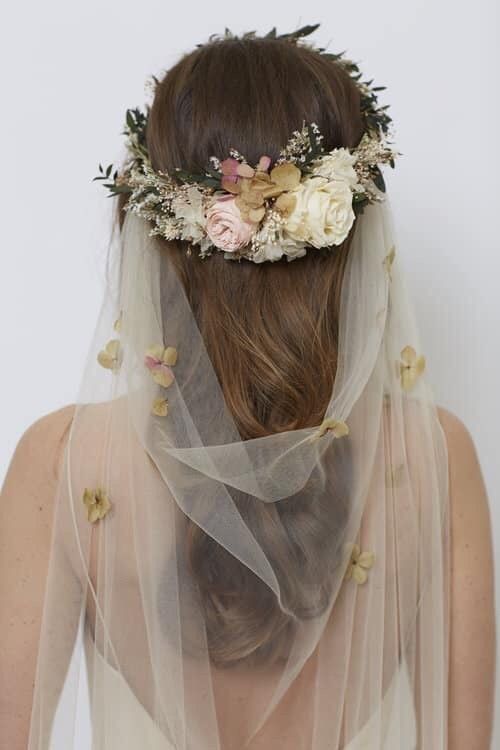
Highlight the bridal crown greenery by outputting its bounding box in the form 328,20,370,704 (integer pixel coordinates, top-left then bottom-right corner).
94,24,399,263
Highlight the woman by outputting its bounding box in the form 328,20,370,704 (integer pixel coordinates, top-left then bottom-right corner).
1,25,496,749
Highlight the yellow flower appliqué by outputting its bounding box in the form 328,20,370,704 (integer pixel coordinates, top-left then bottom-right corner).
152,397,169,417
144,345,178,388
382,245,396,281
398,345,426,391
97,339,122,372
345,543,375,585
311,417,349,442
82,487,112,523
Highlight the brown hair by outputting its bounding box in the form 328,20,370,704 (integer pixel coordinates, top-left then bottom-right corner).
118,35,364,667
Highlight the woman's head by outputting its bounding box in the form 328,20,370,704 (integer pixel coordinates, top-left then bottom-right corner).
119,33,364,667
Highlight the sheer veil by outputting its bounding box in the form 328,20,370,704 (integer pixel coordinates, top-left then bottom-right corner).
25,23,450,750
27,189,450,748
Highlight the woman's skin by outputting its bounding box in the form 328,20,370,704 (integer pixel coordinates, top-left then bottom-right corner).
0,404,496,749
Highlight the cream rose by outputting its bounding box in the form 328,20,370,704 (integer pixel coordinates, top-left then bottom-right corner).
206,195,257,252
311,148,359,188
284,177,355,248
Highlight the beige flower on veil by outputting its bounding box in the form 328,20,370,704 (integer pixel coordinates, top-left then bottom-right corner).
97,339,122,372
398,345,426,391
152,397,169,417
82,487,112,523
345,543,375,585
144,345,178,387
311,417,349,441
383,246,396,281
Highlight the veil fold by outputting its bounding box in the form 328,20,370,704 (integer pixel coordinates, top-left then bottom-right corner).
28,198,450,749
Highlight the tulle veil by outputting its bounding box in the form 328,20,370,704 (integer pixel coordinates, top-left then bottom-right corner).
27,195,450,749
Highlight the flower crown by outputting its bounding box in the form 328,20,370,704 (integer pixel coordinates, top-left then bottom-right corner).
94,25,398,263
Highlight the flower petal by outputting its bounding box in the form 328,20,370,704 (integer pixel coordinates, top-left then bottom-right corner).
257,155,272,172
236,162,255,179
352,565,368,584
82,488,95,509
358,551,375,569
248,206,266,223
221,176,241,194
220,158,240,176
88,505,101,523
151,364,175,388
162,346,178,366
383,246,396,280
152,397,169,417
400,345,417,365
401,366,416,391
275,192,297,217
270,163,302,190
97,339,121,371
416,355,426,376
145,344,165,363
97,351,115,369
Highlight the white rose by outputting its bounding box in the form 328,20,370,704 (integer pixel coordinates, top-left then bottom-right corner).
311,148,359,188
284,177,355,249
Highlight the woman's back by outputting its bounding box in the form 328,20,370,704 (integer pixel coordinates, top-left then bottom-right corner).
1,400,495,748
1,26,496,750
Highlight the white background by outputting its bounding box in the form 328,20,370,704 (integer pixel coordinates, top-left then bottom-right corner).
1,0,499,745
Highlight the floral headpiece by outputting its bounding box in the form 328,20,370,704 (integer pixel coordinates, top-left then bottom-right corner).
94,24,398,263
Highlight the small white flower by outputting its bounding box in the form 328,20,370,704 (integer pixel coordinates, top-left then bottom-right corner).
172,185,206,243
250,224,307,263
311,148,360,189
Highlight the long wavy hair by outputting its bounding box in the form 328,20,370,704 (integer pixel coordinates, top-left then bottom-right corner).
117,34,365,668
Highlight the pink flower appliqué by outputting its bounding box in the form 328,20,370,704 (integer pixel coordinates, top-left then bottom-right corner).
144,345,178,388
206,195,258,252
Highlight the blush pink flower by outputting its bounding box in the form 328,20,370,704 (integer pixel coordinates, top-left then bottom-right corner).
144,345,178,388
206,195,258,252
220,158,255,192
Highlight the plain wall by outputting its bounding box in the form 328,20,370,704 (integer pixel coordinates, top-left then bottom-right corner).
1,0,499,745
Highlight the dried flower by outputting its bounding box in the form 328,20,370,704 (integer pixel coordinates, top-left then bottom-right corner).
206,195,259,250
220,157,255,193
311,148,359,188
97,339,122,371
152,397,169,417
345,543,375,584
285,177,355,248
82,487,111,523
398,346,425,391
144,345,178,387
311,417,349,441
383,246,396,281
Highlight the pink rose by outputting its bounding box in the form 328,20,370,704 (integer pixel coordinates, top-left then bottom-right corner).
206,195,257,252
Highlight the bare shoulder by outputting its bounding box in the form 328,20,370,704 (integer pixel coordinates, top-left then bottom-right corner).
0,405,77,747
436,404,479,460
436,405,496,747
2,404,76,512
436,404,493,535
